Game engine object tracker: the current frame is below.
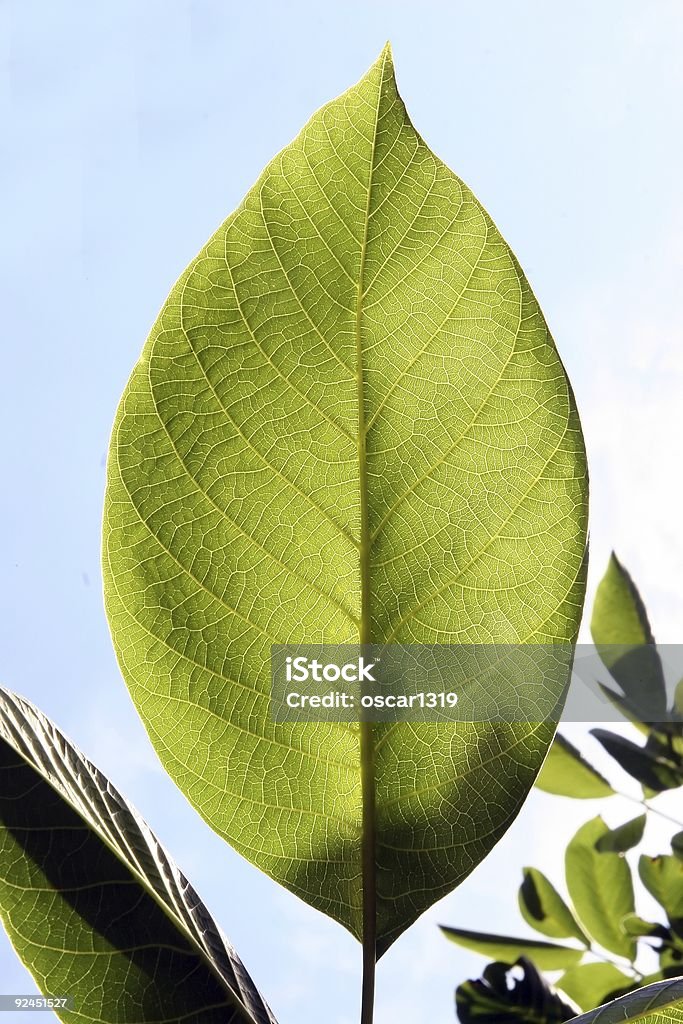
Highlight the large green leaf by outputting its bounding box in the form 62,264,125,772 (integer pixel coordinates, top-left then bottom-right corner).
441,926,584,970
565,817,636,959
590,554,666,719
103,45,588,957
0,688,275,1024
536,734,615,799
567,978,683,1024
518,867,588,944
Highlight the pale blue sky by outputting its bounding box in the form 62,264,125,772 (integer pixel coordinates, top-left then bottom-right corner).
2,2,683,1021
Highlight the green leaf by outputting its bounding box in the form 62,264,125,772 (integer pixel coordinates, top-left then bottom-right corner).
536,734,615,798
639,856,683,932
590,554,667,720
660,946,683,977
595,815,646,854
621,914,669,940
591,730,682,793
102,45,588,957
456,958,577,1024
557,964,635,1012
597,683,650,734
565,817,636,959
441,926,584,970
567,978,683,1024
591,554,656,647
519,867,588,944
0,688,275,1024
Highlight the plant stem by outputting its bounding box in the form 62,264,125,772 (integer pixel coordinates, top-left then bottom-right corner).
618,789,683,828
586,946,642,980
360,722,377,1024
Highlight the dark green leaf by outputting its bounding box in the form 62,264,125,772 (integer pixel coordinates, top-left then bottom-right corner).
456,957,577,1024
595,815,646,854
441,926,584,970
590,554,666,720
565,817,636,959
672,832,683,863
567,977,683,1024
591,729,682,793
0,689,276,1024
660,945,683,978
556,964,635,1012
536,734,615,799
519,868,588,944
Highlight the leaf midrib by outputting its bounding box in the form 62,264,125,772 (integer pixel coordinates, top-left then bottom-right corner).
356,48,388,975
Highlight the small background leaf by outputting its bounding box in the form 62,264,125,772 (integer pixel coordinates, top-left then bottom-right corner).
591,730,682,793
639,855,683,932
519,867,588,944
441,925,584,970
456,958,576,1024
595,815,646,854
565,817,636,959
536,735,615,799
620,914,670,939
556,964,635,1012
590,554,667,719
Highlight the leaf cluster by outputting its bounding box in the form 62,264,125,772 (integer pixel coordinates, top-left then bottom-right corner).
445,556,683,1024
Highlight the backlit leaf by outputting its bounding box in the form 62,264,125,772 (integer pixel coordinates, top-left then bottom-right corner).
639,855,683,933
103,45,588,956
565,817,635,959
536,734,615,799
441,926,584,970
518,867,588,944
590,554,666,720
595,815,646,854
557,964,635,1012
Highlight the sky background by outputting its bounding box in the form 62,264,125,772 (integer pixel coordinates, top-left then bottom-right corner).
1,1,683,1021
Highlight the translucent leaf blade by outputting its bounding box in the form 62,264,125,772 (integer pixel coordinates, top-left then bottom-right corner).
103,46,589,954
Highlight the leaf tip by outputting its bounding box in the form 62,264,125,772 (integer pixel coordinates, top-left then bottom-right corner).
379,40,394,62
372,41,396,84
